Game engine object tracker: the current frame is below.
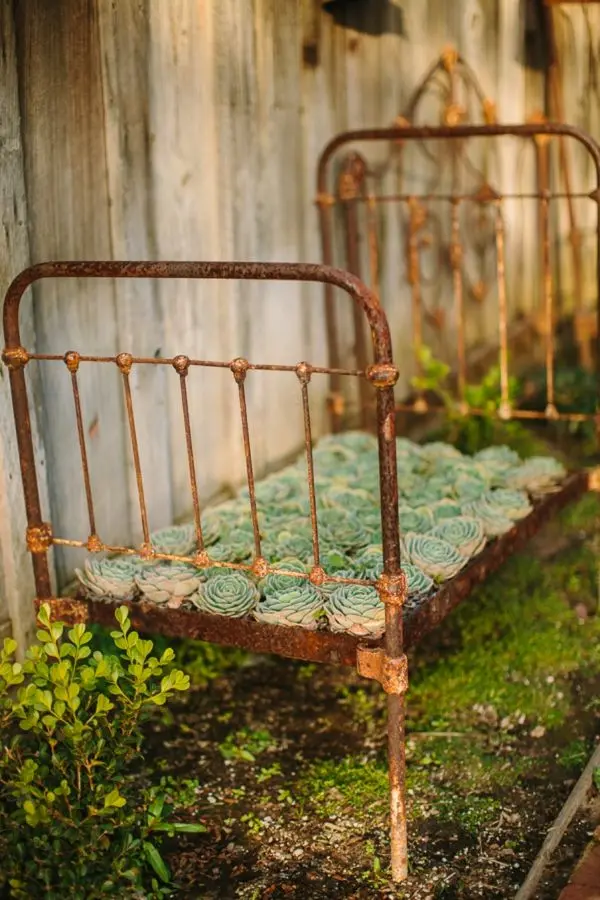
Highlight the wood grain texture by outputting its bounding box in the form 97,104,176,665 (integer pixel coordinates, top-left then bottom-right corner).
0,0,50,648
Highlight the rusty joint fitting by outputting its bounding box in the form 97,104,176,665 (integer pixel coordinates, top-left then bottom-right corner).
309,565,327,587
26,522,53,554
295,361,313,385
443,103,465,127
2,346,29,370
498,402,512,421
193,549,211,569
251,556,269,579
64,350,80,373
413,396,429,414
545,402,559,421
365,363,399,389
172,354,191,376
116,352,133,375
441,44,458,73
86,533,103,553
376,572,408,608
138,541,155,561
587,188,600,204
356,646,409,695
230,357,250,384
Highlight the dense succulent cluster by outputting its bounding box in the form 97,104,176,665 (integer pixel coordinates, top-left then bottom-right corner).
76,432,567,637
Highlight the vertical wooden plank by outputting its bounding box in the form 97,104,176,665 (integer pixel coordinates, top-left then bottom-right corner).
15,0,131,585
97,0,173,540
0,0,50,647
148,0,247,518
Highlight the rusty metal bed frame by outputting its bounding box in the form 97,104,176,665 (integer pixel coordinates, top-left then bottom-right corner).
1,126,599,884
316,122,600,433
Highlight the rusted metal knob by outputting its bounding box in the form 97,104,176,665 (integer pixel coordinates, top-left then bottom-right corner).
172,354,190,376
230,357,249,384
64,351,80,373
365,363,399,389
295,361,312,385
116,352,133,374
2,346,29,370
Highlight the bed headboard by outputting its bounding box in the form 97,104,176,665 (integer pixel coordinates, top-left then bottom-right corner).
2,261,404,622
316,122,600,436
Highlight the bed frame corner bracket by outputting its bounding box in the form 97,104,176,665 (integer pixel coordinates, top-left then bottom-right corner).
356,646,409,695
26,522,53,554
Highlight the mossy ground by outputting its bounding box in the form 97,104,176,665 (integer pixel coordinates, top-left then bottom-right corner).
134,422,600,898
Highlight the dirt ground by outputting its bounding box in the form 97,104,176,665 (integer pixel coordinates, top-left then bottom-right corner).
140,483,600,899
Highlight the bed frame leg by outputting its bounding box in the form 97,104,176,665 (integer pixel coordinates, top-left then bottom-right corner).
357,644,409,881
387,691,408,881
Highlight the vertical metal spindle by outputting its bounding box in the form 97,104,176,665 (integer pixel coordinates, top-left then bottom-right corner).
450,198,467,413
534,134,558,419
173,355,204,551
64,351,98,541
494,201,511,420
367,193,380,302
295,363,320,567
407,198,426,413
116,353,151,548
230,358,261,558
340,155,371,426
316,184,343,432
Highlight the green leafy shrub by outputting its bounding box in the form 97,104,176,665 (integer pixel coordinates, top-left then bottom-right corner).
0,604,205,899
412,345,523,454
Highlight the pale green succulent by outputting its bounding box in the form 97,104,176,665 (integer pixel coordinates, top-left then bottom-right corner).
430,516,486,558
260,558,309,596
462,499,514,537
199,571,260,617
317,508,369,553
484,489,532,520
398,505,434,534
453,472,488,503
135,562,201,608
274,524,315,562
402,563,434,600
255,583,323,629
352,544,384,582
504,456,566,493
75,556,144,601
431,499,463,522
403,533,466,581
325,584,385,637
150,524,196,557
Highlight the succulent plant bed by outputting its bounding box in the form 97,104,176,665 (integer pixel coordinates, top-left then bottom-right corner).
74,432,568,641
129,485,600,899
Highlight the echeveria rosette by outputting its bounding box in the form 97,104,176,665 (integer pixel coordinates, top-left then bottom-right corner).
401,564,434,601
254,583,323,630
361,510,382,542
485,488,532,520
198,571,260,618
452,472,489,503
150,524,196,558
259,558,309,597
475,445,521,482
420,441,464,463
319,548,355,574
321,486,376,511
398,505,434,535
402,477,449,508
504,456,566,493
75,556,144,601
431,499,463,522
462,499,514,538
317,508,369,554
403,533,467,581
135,562,201,608
273,522,315,562
352,544,384,582
430,516,486,558
325,584,385,637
